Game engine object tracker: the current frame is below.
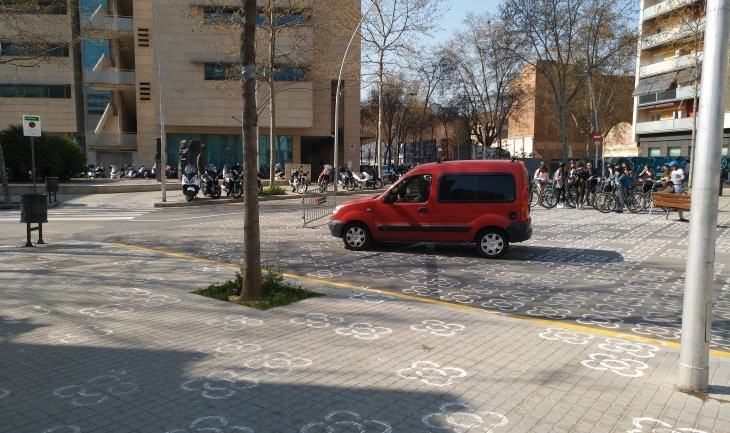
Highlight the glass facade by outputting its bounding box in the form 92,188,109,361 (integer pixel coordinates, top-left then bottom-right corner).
203,8,309,26
167,133,243,168
0,84,71,98
258,135,293,171
0,43,69,57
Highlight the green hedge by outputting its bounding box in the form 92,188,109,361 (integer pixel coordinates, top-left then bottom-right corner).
1,125,86,181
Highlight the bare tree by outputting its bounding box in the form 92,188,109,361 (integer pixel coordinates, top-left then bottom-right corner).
442,13,526,158
235,0,262,301
361,0,445,178
500,0,637,161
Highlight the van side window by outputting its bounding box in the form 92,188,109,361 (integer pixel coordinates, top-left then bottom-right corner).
393,174,432,203
438,174,515,202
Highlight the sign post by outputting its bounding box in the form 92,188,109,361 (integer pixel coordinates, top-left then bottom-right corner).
23,115,42,193
592,132,603,176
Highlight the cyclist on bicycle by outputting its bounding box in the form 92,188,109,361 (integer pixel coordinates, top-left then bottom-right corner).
534,162,549,196
574,161,589,209
585,162,599,201
638,164,654,193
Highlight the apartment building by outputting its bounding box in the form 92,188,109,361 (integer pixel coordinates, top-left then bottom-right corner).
633,0,730,158
0,0,83,140
2,0,362,171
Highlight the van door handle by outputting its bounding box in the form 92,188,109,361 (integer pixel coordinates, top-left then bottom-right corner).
418,207,428,213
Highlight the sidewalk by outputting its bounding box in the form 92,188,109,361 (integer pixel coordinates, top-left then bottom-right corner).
0,242,727,433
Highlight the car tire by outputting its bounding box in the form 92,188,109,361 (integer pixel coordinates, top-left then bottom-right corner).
476,229,509,259
343,223,372,251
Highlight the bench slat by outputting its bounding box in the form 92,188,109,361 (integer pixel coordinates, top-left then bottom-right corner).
652,192,691,211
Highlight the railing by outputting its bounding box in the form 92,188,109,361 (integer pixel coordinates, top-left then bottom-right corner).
643,0,699,21
84,68,135,86
641,18,705,50
635,117,694,133
93,103,112,135
80,5,133,33
639,52,702,77
87,133,138,148
302,184,336,227
637,85,698,106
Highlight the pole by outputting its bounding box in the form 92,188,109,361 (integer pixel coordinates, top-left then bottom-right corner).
334,0,376,194
153,0,167,202
678,0,729,393
30,136,36,193
586,75,601,175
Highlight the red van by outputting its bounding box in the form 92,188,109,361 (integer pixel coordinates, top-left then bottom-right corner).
328,160,532,258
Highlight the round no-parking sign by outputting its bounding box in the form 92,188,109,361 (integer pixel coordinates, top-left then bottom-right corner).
23,115,42,137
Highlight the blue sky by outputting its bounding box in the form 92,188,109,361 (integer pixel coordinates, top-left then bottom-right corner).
428,0,502,46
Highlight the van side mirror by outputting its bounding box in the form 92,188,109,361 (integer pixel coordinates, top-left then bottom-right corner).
383,193,396,204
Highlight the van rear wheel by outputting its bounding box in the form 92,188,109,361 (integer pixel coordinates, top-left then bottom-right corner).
476,229,509,258
343,223,372,251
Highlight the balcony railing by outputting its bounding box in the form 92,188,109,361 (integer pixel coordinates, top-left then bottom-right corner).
639,52,702,77
84,68,135,87
86,132,137,149
641,18,705,50
635,117,694,134
80,5,133,34
643,0,699,21
637,85,699,106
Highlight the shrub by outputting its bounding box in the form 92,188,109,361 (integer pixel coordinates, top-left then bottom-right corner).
261,185,286,195
1,125,86,181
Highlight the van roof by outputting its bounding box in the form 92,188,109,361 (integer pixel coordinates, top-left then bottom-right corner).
410,160,525,173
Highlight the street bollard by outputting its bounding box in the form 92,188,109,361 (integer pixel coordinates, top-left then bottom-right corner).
20,193,48,247
46,177,59,203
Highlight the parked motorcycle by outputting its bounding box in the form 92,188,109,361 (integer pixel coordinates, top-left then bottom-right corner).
137,165,153,179
200,163,221,199
181,164,200,202
109,165,125,179
339,168,356,191
125,165,140,178
222,164,243,199
289,166,308,194
165,163,178,179
351,170,379,190
383,170,400,186
317,164,333,193
86,165,105,179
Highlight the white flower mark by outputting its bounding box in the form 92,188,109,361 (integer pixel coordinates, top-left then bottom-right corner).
581,353,649,377
349,293,393,304
631,323,681,340
526,306,571,320
422,402,508,433
42,426,82,433
0,389,9,399
576,314,623,329
290,313,344,329
598,338,660,358
403,286,442,297
538,328,595,345
626,417,708,433
79,304,134,317
180,371,258,399
53,370,138,406
396,361,467,387
166,416,254,433
48,324,113,344
110,288,180,307
203,340,261,360
242,352,312,375
410,320,466,337
207,315,263,331
335,323,393,340
300,410,392,433
9,304,52,319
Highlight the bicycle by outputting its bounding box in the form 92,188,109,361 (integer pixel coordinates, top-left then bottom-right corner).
529,181,540,208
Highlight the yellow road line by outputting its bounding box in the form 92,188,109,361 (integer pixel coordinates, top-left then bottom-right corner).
113,242,730,358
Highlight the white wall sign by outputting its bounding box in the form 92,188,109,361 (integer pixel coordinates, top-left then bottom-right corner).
23,115,41,137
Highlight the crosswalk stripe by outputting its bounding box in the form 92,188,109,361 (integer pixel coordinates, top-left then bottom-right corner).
0,207,154,222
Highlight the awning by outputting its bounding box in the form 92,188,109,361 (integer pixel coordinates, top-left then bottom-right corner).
633,77,655,96
633,71,678,96
676,67,699,84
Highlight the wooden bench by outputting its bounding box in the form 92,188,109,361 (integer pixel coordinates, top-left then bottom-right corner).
650,192,691,221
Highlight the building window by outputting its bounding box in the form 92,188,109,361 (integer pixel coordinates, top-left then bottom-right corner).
1,0,67,14
272,67,305,82
166,133,243,168
204,63,231,80
648,147,661,157
0,84,71,98
668,146,681,157
650,112,661,121
722,145,728,157
0,42,69,57
259,135,293,170
203,7,309,26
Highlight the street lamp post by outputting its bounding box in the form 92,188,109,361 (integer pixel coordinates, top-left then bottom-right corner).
394,91,416,167
333,0,377,195
153,0,167,202
585,74,602,176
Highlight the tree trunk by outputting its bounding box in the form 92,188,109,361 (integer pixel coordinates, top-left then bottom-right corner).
238,0,262,301
0,140,10,204
376,50,385,179
557,100,571,162
268,4,276,188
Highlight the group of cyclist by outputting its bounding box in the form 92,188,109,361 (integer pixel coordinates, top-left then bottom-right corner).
533,159,686,213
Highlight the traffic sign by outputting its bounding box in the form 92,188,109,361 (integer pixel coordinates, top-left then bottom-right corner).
591,132,602,142
23,115,41,137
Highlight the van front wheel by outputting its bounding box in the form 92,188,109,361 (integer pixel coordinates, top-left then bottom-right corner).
343,223,372,251
476,229,509,258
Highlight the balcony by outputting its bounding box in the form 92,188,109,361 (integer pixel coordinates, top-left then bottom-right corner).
638,85,699,106
639,52,702,77
635,114,730,134
643,0,700,21
80,4,133,35
641,18,705,50
84,68,135,89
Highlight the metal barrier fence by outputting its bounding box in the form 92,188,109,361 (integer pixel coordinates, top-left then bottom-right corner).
302,184,336,227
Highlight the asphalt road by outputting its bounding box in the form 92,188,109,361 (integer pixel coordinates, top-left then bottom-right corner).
2,190,729,352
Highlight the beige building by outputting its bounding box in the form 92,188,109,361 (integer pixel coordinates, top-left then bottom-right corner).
633,0,730,158
2,0,362,172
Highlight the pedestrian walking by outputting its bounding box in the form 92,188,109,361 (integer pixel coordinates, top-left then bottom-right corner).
554,163,566,208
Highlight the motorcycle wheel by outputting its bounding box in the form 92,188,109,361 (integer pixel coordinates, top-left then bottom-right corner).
374,179,383,189
184,189,196,202
296,183,307,194
232,182,243,199
211,186,221,199
346,180,355,191
258,181,263,196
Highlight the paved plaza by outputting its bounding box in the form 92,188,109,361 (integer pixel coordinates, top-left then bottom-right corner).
0,192,729,432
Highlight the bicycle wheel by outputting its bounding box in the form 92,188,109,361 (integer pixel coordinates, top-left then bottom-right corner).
541,190,557,209
594,193,616,213
626,191,644,213
564,188,576,208
529,188,539,208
